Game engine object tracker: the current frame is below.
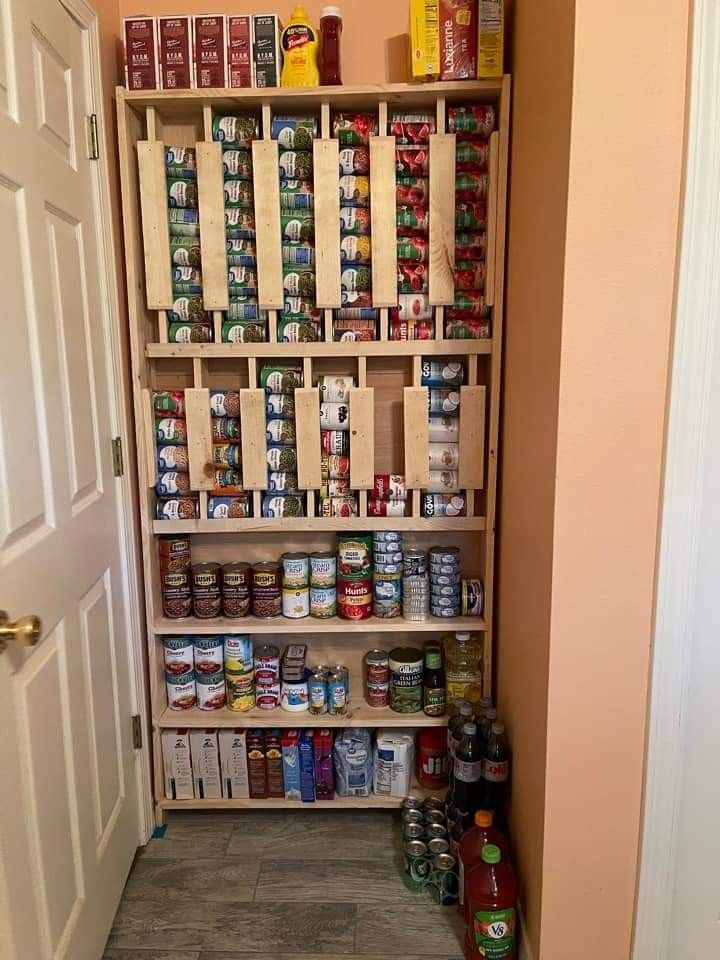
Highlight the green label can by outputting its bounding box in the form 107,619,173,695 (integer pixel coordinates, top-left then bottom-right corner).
389,647,424,714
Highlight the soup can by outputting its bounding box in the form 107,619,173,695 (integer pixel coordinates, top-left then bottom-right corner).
161,569,192,619
163,636,194,675
337,577,372,620
223,634,253,673
337,535,372,577
254,644,280,685
372,474,406,502
310,551,336,588
193,636,224,675
319,478,351,498
282,587,310,619
221,562,251,618
319,495,358,518
196,670,226,711
252,562,282,618
322,454,350,479
321,429,349,455
427,470,459,494
281,552,309,588
317,374,354,403
366,681,390,707
428,443,460,469
166,670,196,710
256,683,281,710
310,586,337,618
191,562,222,619
389,647,424,713
226,669,256,712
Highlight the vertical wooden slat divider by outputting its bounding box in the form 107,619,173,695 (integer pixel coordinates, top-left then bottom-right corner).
314,138,342,307
377,100,390,344
321,102,334,339
213,311,222,341
197,141,230,310
357,356,367,387
324,309,333,341
466,354,478,386
185,388,214,491
239,389,268,490
203,104,213,141
359,490,368,518
252,139,284,311
137,140,173,309
295,390,322,490
370,135,398,307
403,387,430,489
349,388,374,490
428,134,456,306
146,105,159,139
380,308,389,341
158,311,168,343
433,65,449,335
141,388,158,489
485,131,500,308
458,385,486,491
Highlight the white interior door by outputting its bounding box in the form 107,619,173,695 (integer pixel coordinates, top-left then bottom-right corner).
0,1,141,958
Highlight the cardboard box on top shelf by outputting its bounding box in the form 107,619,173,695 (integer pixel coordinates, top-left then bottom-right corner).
409,0,440,80
478,0,504,78
123,16,159,91
193,15,228,88
253,14,282,88
158,16,193,90
228,15,253,88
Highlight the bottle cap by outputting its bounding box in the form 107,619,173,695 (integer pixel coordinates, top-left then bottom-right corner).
492,721,505,735
462,722,477,736
479,697,493,710
459,703,473,717
486,707,497,720
474,810,493,828
455,632,471,641
481,843,501,864
321,5,342,17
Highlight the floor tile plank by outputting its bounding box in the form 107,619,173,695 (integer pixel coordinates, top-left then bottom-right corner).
103,951,200,960
227,811,398,860
140,821,234,860
123,858,260,902
256,859,418,903
355,903,465,956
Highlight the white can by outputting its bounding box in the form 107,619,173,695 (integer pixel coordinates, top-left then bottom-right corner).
193,636,224,675
320,402,350,431
196,671,227,711
428,417,459,443
164,636,194,675
428,443,460,469
282,587,310,619
166,670,196,710
317,374,355,403
427,470,460,494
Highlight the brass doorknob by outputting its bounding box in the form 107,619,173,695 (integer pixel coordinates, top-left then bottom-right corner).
0,611,41,652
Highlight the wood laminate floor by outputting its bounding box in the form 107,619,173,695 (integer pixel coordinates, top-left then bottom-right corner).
104,811,465,959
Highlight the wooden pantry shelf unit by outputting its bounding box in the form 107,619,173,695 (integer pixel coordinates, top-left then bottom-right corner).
157,703,448,729
116,77,510,820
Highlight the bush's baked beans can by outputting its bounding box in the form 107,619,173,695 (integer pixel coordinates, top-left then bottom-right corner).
226,669,256,711
163,636,194,675
462,578,484,617
310,551,336,588
423,494,466,517
224,635,253,672
166,670,196,710
321,429,349,455
191,562,222,619
282,587,310,619
252,563,282,618
161,569,192,619
322,454,350,479
159,535,191,570
193,636,224,675
281,552,309,588
156,497,199,521
337,535,372,577
221,562,251,618
337,577,372,620
196,670,226,710
310,586,337,618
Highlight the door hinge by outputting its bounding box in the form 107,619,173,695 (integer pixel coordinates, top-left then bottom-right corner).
111,436,124,477
131,714,143,750
86,113,99,160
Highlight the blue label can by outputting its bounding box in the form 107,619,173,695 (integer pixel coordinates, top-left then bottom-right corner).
308,672,327,715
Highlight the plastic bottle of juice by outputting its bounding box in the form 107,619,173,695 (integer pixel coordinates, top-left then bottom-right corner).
280,5,320,87
444,631,483,707
464,844,518,959
319,6,342,85
458,810,510,918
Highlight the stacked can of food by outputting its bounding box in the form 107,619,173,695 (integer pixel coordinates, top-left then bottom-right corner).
332,113,378,341
318,374,358,517
165,147,212,343
212,114,266,343
260,364,305,517
364,648,390,707
429,546,462,618
280,643,309,711
389,113,435,341
159,535,192,619
251,561,281,618
154,390,200,521
271,116,322,342
373,531,403,619
389,645,424,713
369,474,408,517
254,642,281,709
281,553,310,619
402,548,430,621
206,389,251,519
309,550,337,618
421,360,467,518
336,534,373,620
163,635,196,710
446,105,495,340
225,634,255,711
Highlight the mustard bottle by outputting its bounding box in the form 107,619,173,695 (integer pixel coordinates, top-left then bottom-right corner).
280,5,320,87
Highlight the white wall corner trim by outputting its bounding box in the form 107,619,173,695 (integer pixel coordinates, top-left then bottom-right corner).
632,2,720,958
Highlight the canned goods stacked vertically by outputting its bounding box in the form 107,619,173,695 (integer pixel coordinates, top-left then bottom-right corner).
272,116,323,342
207,389,252,519
372,531,403,618
165,147,211,343
281,553,310,619
317,374,357,516
332,113,378,341
224,634,255,711
212,114,267,343
154,390,200,520
429,546,462,618
402,548,430,621
447,105,495,340
336,534,373,620
389,113,435,341
254,642,280,709
421,359,467,518
369,474,408,517
260,364,305,517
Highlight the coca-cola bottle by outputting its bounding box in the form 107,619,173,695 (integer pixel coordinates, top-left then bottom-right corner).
445,702,473,827
450,722,483,845
481,721,511,823
479,705,496,748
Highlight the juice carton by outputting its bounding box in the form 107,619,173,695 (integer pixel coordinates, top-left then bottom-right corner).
478,0,504,78
409,0,440,80
314,728,335,800
299,729,316,802
193,15,228,88
281,729,301,800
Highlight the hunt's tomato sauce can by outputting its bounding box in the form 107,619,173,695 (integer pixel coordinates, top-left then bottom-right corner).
337,577,372,620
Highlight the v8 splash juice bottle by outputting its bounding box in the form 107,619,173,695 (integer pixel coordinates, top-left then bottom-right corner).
464,844,518,959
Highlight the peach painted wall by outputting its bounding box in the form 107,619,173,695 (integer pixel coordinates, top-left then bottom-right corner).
539,1,690,958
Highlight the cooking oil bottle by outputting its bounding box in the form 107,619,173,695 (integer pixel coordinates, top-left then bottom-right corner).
444,631,483,707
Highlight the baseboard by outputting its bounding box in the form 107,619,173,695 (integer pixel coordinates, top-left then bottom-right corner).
518,899,535,960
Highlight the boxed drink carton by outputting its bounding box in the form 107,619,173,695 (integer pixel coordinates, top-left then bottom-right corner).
252,14,282,88
314,728,335,800
228,15,253,89
123,17,159,90
374,729,415,797
281,729,301,800
478,0,504,78
189,729,222,800
161,728,194,800
218,729,250,799
157,16,193,90
439,0,477,80
193,15,228,88
247,729,267,798
409,0,439,80
299,729,316,802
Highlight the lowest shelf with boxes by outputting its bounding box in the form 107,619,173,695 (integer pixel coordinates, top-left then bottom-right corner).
117,78,510,818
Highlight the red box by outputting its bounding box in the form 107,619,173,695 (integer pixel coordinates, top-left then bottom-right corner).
193,15,228,89
439,0,477,80
157,16,193,90
123,17,158,91
228,16,252,89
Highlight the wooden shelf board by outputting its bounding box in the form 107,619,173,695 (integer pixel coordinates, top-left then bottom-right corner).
152,516,486,534
146,340,493,359
157,703,448,729
153,614,487,635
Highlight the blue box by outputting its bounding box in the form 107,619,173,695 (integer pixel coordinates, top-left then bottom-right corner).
281,730,301,801
299,730,316,803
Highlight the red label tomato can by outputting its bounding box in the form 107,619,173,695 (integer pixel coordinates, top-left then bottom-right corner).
337,577,372,620
395,146,429,177
372,474,407,501
397,261,428,294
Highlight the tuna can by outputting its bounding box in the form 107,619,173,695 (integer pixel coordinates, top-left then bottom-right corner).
374,562,403,576
373,531,403,544
462,578,484,617
310,551,336,588
389,647,424,713
428,443,460,469
221,562,251,618
255,683,281,710
254,644,280,685
196,670,226,710
423,494,466,518
320,402,350,431
161,569,192,619
191,562,222,619
156,497,199,521
163,636,194,675
373,599,401,619
223,634,253,673
252,562,282,618
327,671,348,715
428,389,461,416
337,577,372,620
372,474,407,501
431,605,461,618
420,360,465,388
404,549,428,576
266,393,296,419
431,572,462,587
166,670,196,710
267,472,299,494
374,549,403,565
319,496,358,518
337,535,372,577
366,681,390,707
193,635,223,675
282,587,310,619
308,671,328,714
281,552,309,588
431,583,462,599
428,416,460,443
321,430,349,455
225,669,256,712
429,546,461,566
310,586,337,618
373,574,402,604
429,562,461,578
322,454,350,479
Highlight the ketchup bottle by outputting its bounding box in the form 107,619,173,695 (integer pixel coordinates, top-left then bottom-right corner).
464,844,518,959
319,6,342,85
458,810,510,919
